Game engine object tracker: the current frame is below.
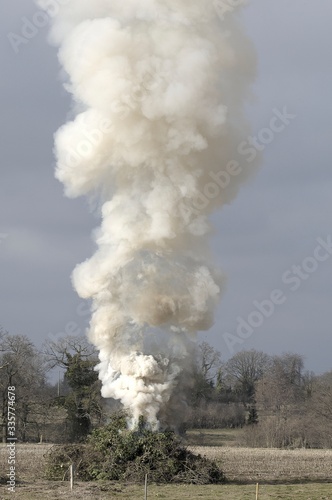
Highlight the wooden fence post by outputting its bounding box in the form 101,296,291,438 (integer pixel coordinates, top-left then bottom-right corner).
70,464,74,491
256,482,259,499
144,473,148,500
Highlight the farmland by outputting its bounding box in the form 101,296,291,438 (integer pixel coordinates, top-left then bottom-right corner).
1,436,332,499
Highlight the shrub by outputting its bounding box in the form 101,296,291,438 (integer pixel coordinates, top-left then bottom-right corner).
45,411,225,484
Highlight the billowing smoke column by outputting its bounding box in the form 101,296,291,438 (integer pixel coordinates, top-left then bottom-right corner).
39,0,257,429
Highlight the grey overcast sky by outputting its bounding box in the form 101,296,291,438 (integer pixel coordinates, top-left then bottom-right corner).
1,1,331,374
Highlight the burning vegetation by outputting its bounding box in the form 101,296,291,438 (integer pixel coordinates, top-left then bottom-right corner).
45,411,225,485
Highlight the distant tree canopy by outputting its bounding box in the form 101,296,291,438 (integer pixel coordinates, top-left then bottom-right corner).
224,349,270,400
1,326,332,448
0,329,46,442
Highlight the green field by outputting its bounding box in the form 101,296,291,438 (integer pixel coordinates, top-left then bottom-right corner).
1,480,332,499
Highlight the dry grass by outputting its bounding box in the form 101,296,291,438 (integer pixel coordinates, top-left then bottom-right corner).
0,444,52,481
1,443,332,499
190,446,332,484
2,481,332,499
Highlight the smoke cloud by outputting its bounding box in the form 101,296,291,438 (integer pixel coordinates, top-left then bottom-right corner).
39,0,257,429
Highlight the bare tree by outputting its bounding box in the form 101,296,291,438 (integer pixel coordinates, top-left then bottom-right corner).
246,352,308,448
225,350,270,400
310,372,332,420
305,372,332,447
0,332,47,442
197,342,222,382
255,353,306,416
43,335,98,370
43,335,104,441
190,342,223,407
271,352,304,387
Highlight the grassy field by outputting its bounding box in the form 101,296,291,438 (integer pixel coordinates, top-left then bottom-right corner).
185,427,241,447
1,481,332,499
1,436,332,499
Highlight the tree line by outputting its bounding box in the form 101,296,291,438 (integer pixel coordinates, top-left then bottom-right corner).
0,328,331,448
191,342,332,448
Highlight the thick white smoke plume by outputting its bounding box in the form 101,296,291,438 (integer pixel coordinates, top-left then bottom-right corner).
40,0,257,429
